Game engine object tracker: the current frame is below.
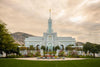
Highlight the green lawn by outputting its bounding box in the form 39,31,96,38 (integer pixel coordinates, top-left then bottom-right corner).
0,58,100,67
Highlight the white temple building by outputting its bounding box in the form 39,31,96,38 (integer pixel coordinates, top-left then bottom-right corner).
25,10,76,51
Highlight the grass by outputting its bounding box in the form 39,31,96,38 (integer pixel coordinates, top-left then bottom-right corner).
0,58,100,67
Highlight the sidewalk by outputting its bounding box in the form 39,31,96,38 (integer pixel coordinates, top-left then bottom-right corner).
16,58,87,61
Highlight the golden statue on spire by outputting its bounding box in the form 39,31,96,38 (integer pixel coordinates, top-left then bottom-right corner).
49,9,51,18
49,9,51,13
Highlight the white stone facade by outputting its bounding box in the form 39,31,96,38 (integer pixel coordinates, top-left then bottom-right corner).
25,11,76,51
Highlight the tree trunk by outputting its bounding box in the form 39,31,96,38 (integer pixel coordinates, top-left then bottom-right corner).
93,53,95,58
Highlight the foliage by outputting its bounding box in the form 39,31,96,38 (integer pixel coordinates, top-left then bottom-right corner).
55,45,60,51
96,45,100,51
35,51,41,57
55,56,58,58
90,44,99,58
29,45,35,50
6,55,24,58
53,51,56,56
61,45,64,50
83,42,100,58
19,47,27,50
26,53,34,57
71,51,78,57
0,20,19,56
41,46,45,51
49,52,52,55
78,55,93,58
83,42,92,54
68,44,74,46
65,46,73,51
65,55,93,58
41,46,46,56
75,47,83,51
58,50,65,57
36,45,39,50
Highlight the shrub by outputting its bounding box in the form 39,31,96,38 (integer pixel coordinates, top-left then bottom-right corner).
19,47,27,50
78,55,93,58
58,51,64,57
71,51,78,57
55,56,58,58
26,53,33,57
65,55,93,58
6,55,24,58
35,51,41,57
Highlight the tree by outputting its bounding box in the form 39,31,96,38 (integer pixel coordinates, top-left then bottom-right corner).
10,43,20,55
96,45,100,52
19,47,27,50
53,46,55,51
41,46,46,56
55,46,60,51
90,44,99,58
83,42,100,58
83,42,92,54
36,45,39,51
46,47,48,52
61,45,64,50
65,45,75,56
41,46,45,51
59,51,65,57
75,47,83,51
0,20,19,56
65,45,73,51
29,45,35,50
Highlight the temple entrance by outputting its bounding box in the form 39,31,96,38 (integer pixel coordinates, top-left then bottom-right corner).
47,43,53,52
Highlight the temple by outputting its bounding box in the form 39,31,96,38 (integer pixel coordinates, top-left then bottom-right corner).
25,10,76,51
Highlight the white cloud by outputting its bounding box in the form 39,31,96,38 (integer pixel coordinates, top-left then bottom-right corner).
0,0,100,43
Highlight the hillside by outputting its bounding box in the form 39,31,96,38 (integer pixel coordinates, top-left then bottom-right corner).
11,32,35,45
11,32,84,46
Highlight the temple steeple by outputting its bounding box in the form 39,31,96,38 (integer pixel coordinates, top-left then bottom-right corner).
47,9,53,33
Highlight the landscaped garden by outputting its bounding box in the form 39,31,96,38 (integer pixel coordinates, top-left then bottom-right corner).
0,58,100,67
0,21,100,59
4,43,100,58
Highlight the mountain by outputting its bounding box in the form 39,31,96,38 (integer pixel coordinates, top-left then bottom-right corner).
76,42,84,46
11,32,35,45
11,32,84,46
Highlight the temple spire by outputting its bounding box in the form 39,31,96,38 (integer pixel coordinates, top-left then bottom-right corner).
47,9,53,33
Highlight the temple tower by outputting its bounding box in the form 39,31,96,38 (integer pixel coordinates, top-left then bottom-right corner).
47,9,53,33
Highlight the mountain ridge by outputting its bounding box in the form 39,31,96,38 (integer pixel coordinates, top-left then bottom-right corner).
11,32,84,46
11,32,35,45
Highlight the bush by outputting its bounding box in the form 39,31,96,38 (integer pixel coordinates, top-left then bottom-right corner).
55,56,58,58
6,55,24,58
78,55,93,58
58,51,64,57
35,51,41,57
65,55,93,58
25,53,34,57
49,52,52,55
71,51,78,57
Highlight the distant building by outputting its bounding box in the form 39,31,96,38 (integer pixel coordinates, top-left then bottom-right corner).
25,10,76,51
